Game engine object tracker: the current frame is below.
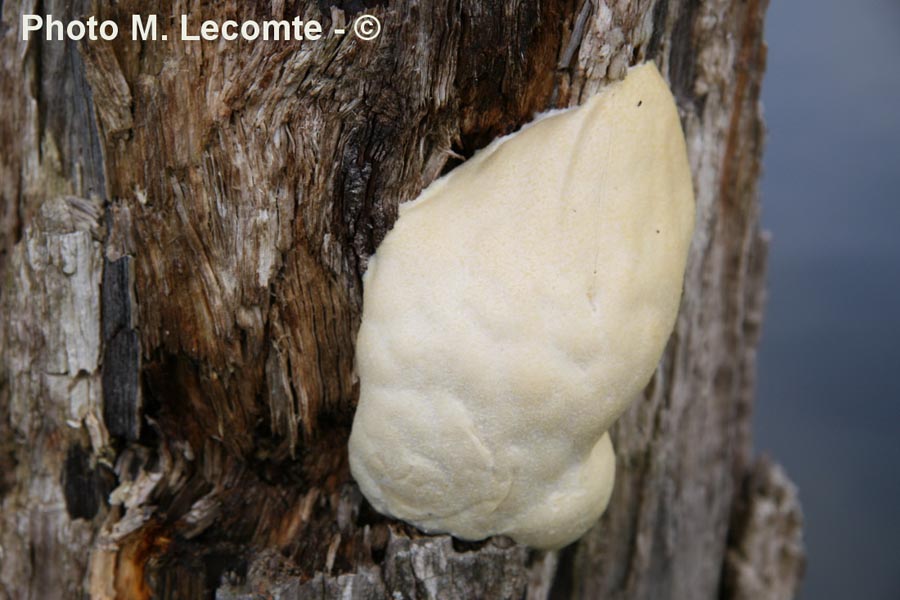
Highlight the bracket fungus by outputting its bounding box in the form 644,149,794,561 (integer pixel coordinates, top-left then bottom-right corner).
348,62,695,549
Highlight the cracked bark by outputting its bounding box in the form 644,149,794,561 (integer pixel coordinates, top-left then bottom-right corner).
0,0,803,598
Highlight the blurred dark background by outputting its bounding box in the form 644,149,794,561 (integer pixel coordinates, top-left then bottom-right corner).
755,0,900,598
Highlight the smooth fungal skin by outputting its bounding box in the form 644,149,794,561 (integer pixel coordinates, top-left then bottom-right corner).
348,62,695,550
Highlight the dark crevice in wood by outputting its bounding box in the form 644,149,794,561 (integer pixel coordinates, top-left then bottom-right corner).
32,2,46,166
647,0,669,60
450,537,492,553
453,0,573,154
338,124,379,268
444,0,581,171
102,254,142,441
101,325,142,441
62,442,114,520
668,0,703,115
548,541,577,600
32,0,108,200
204,551,248,596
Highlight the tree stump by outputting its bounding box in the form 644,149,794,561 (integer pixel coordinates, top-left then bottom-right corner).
0,1,803,598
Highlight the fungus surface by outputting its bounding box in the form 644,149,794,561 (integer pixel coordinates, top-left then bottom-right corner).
348,62,695,549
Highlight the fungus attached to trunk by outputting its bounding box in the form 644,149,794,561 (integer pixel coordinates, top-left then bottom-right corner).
348,62,695,550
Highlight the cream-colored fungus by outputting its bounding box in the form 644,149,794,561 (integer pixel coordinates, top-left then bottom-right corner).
348,62,695,549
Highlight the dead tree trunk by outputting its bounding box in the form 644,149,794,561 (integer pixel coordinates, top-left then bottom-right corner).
0,1,803,598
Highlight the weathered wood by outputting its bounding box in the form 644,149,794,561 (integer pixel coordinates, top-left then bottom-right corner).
0,0,803,598
722,459,805,600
